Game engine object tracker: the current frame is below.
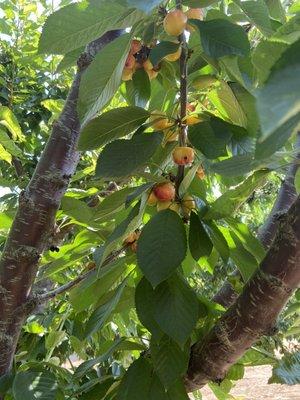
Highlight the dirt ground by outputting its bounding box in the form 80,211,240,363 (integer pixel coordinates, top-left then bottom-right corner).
200,365,300,400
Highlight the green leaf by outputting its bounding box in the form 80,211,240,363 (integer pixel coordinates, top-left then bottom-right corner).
295,168,300,194
151,335,189,388
70,254,135,312
153,274,199,346
205,170,269,219
265,0,286,23
183,0,218,5
45,331,66,352
38,2,142,54
0,144,12,164
74,338,124,379
233,0,273,36
191,19,250,58
256,39,300,142
208,81,248,128
0,106,24,141
188,118,232,159
97,202,143,268
131,69,151,108
84,279,127,338
269,352,300,385
220,227,258,281
229,83,259,137
137,210,187,287
78,106,150,151
56,47,84,72
211,154,261,177
60,196,94,225
189,212,213,261
96,132,162,179
179,164,201,198
252,40,287,85
126,0,163,13
0,129,23,158
135,277,163,341
226,220,266,263
149,41,180,65
117,358,153,400
78,34,132,124
204,222,229,262
255,113,300,159
93,186,139,221
13,371,58,400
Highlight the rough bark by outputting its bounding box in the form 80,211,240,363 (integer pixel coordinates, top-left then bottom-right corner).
186,195,300,391
0,30,122,378
213,133,300,308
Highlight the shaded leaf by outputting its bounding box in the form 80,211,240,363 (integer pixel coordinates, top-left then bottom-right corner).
117,358,152,400
79,106,149,150
85,280,127,338
188,118,232,159
78,34,132,124
192,19,250,58
13,371,58,400
153,274,199,346
151,336,189,388
96,132,162,179
135,277,163,341
189,212,213,261
137,210,187,287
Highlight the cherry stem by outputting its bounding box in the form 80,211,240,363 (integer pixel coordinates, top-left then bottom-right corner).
175,0,188,197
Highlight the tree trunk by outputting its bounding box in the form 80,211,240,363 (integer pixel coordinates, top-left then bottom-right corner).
0,30,122,379
186,195,300,391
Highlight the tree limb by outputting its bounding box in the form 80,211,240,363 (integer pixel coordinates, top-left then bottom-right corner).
0,30,123,377
213,132,300,308
186,195,300,391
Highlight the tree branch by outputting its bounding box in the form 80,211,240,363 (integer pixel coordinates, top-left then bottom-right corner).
175,0,188,196
27,245,127,312
213,132,300,308
0,30,123,378
186,195,300,391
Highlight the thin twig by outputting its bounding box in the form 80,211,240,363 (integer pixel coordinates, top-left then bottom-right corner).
27,246,127,310
175,0,188,196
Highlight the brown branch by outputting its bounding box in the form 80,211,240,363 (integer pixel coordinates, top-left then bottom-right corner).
27,245,127,311
213,132,300,308
0,30,123,378
175,1,188,197
186,195,300,391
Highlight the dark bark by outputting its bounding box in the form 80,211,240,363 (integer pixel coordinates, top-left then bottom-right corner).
213,133,300,308
186,195,300,391
0,30,122,378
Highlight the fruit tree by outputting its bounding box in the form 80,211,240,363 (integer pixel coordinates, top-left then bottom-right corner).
0,0,299,399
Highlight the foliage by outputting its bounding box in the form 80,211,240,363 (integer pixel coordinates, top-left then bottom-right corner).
0,0,299,399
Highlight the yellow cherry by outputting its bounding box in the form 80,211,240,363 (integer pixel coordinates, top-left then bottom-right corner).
172,146,195,165
163,10,187,36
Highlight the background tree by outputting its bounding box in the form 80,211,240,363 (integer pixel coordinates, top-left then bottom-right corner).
0,0,299,399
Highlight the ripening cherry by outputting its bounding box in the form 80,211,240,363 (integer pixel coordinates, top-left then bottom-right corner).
153,182,176,202
130,39,142,55
163,10,187,36
172,146,195,165
185,8,203,32
125,54,136,69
